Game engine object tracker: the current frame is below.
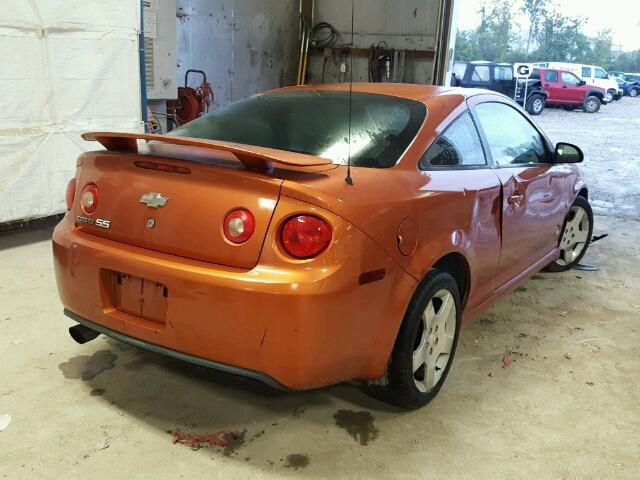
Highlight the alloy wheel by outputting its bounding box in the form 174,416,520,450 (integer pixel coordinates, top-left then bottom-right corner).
533,98,543,113
557,205,591,266
412,289,456,393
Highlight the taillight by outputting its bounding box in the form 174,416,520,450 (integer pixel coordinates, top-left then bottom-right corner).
81,184,99,214
281,215,332,259
65,178,76,210
223,209,255,243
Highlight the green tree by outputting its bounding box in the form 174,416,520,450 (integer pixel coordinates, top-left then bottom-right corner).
475,2,518,62
589,30,613,67
611,50,640,72
532,12,590,62
521,0,549,60
454,30,478,61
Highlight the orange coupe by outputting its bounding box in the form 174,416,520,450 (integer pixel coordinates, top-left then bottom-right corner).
53,84,593,409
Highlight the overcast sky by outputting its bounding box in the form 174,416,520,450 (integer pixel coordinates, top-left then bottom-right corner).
456,0,640,51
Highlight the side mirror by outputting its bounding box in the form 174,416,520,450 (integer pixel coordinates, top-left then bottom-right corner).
578,80,586,86
555,143,584,163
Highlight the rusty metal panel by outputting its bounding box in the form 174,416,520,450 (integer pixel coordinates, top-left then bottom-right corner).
176,0,299,108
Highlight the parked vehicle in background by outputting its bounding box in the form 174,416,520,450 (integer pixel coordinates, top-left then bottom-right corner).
614,78,640,97
536,62,621,101
530,68,606,113
623,73,640,83
452,61,549,115
608,71,640,83
451,61,515,96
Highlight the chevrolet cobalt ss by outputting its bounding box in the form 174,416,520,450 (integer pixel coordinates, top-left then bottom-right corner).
53,84,592,409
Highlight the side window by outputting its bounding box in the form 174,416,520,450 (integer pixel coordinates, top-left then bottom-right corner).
452,62,467,79
562,72,581,85
594,68,608,79
474,102,548,166
544,70,558,82
494,66,513,81
582,67,592,77
420,112,486,169
472,65,491,82
530,69,541,80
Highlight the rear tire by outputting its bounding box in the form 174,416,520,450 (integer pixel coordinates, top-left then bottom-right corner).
526,94,545,115
365,270,461,409
582,96,601,113
545,196,593,272
630,88,638,98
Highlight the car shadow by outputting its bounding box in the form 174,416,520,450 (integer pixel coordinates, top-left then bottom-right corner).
72,336,409,471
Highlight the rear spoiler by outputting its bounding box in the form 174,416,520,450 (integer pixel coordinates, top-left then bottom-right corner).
81,132,332,170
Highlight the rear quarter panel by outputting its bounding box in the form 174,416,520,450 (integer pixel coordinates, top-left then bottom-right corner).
281,93,503,314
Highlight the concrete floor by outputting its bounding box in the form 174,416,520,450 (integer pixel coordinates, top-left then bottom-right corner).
2,99,639,479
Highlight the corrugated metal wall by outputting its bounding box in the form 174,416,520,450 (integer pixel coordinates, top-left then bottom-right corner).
176,0,299,108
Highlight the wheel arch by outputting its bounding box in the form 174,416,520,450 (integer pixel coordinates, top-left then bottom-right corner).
577,187,588,200
431,252,471,309
586,90,604,100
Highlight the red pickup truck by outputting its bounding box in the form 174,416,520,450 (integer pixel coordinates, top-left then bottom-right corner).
531,68,607,113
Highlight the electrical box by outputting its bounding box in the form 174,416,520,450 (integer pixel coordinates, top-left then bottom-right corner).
143,0,177,100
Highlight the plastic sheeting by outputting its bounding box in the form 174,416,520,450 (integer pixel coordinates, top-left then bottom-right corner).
0,1,143,223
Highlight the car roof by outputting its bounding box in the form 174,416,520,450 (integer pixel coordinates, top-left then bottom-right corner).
272,83,459,102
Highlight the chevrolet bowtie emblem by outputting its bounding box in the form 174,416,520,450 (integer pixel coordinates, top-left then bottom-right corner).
139,192,169,209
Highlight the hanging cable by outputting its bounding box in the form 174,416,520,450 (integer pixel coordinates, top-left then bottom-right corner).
311,21,354,49
368,41,393,82
311,22,339,48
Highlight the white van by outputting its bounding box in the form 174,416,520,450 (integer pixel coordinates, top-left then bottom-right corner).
535,62,622,101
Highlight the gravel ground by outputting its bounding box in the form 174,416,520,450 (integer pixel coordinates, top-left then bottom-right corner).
534,96,640,219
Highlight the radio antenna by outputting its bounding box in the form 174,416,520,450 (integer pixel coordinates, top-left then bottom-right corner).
345,0,355,185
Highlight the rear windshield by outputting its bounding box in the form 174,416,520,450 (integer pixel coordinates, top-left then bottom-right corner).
169,91,427,168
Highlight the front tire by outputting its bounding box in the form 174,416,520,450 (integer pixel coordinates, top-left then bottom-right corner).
546,196,593,272
526,94,545,115
630,88,638,98
366,270,461,409
582,95,601,113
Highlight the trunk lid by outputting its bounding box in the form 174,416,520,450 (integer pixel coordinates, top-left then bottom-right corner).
73,149,283,269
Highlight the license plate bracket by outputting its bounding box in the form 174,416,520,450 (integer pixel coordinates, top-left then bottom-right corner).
102,270,168,325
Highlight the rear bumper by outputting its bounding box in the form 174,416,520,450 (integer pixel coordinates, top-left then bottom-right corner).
53,213,416,390
64,309,287,390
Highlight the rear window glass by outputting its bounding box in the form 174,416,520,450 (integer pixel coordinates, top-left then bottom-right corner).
582,67,592,77
494,66,513,81
170,91,427,169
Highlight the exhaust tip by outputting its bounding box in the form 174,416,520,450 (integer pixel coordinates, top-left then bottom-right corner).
69,324,100,344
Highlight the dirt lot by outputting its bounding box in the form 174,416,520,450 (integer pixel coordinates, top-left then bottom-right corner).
1,97,639,479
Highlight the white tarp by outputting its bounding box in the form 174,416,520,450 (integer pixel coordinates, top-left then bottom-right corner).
0,0,143,223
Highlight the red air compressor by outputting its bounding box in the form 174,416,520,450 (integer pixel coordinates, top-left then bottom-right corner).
167,69,213,128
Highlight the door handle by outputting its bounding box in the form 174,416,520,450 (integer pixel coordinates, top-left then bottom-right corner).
507,194,525,205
